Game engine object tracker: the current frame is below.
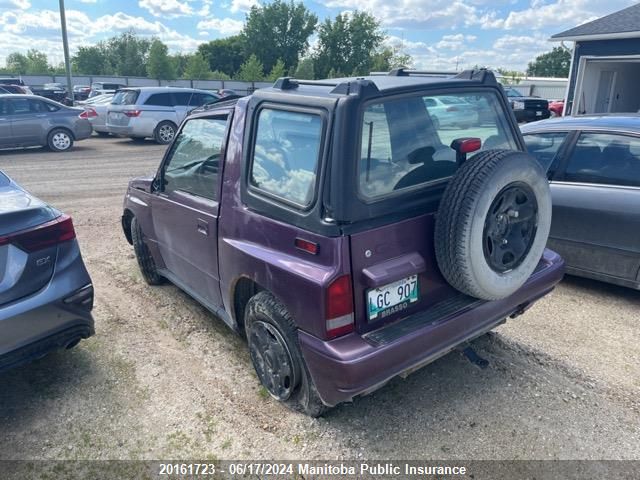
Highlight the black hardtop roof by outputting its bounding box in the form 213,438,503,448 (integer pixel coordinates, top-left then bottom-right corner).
254,69,499,101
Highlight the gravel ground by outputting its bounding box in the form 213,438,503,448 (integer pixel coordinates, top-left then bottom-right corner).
0,136,638,461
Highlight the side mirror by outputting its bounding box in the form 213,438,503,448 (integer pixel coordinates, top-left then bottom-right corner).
450,137,482,166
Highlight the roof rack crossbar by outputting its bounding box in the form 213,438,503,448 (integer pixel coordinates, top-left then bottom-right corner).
387,67,497,85
273,77,340,90
272,76,380,98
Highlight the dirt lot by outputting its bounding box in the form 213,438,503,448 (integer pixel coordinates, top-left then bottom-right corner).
0,136,638,461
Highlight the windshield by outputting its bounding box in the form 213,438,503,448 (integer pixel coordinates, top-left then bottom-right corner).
111,90,139,105
504,88,522,97
358,90,518,200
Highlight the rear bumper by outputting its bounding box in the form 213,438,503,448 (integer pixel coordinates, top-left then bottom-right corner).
514,109,551,123
107,125,134,136
0,240,95,372
299,249,565,406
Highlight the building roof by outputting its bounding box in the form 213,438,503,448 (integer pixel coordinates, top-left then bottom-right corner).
520,114,640,134
551,3,640,41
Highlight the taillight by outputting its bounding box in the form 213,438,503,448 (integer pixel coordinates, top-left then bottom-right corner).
79,108,97,119
446,106,459,112
0,215,76,253
325,275,354,339
123,110,141,117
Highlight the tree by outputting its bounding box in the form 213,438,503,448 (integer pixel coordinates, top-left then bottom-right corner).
183,53,212,80
527,47,571,77
314,11,384,78
5,52,28,74
236,54,264,81
267,58,286,81
293,57,314,79
210,70,231,80
146,39,175,80
198,35,246,77
72,45,112,75
107,31,151,77
25,49,51,74
496,68,524,85
370,47,413,72
170,52,191,78
242,0,317,73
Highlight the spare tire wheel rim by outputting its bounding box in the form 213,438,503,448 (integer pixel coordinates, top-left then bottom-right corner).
482,182,538,273
249,321,298,401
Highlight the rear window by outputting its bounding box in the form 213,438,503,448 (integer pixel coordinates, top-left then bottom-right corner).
111,90,139,105
359,90,517,200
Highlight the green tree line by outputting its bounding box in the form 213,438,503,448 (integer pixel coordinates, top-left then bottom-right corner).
1,1,412,81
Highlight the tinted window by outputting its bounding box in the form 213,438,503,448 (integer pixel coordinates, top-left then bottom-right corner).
359,91,517,199
250,109,323,207
163,116,228,200
565,132,640,187
145,93,173,106
173,92,194,106
8,98,30,114
523,132,568,172
0,99,8,115
111,90,139,105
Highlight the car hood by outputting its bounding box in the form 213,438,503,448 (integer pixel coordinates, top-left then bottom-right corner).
0,172,58,236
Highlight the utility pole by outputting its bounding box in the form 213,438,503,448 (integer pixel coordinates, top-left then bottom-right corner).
59,0,73,104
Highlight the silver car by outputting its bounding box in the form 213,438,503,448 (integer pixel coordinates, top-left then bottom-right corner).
82,95,114,136
106,87,219,144
0,94,92,152
0,170,94,372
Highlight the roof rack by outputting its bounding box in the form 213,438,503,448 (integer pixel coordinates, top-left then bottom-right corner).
387,67,497,85
272,76,380,97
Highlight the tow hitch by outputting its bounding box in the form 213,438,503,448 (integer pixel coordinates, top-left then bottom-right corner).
459,345,489,369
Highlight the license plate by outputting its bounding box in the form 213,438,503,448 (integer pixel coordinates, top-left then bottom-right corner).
111,112,121,119
367,275,418,320
536,111,542,116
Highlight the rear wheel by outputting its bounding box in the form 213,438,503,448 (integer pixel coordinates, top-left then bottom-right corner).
245,291,326,417
47,128,74,152
131,216,164,285
434,149,552,300
154,121,177,145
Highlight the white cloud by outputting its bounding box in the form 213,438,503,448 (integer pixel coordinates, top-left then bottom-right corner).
138,0,194,18
198,0,212,16
435,33,477,50
79,0,97,4
197,17,244,35
0,0,31,9
230,0,259,13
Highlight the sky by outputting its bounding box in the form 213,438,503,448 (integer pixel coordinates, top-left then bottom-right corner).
0,0,637,72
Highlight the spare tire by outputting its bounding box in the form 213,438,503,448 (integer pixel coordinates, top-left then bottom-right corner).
434,149,551,300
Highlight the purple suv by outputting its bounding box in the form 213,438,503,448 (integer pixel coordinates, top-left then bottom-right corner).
122,69,564,416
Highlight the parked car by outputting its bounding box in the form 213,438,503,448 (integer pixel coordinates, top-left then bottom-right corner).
76,93,114,106
522,115,640,290
503,87,551,123
106,87,220,144
88,82,126,99
0,94,92,152
0,170,94,372
0,78,26,87
82,96,114,136
73,85,91,101
31,83,72,105
121,70,564,416
424,95,479,128
0,84,32,95
548,100,565,117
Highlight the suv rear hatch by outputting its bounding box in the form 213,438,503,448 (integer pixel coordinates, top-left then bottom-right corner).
345,89,521,333
0,173,63,306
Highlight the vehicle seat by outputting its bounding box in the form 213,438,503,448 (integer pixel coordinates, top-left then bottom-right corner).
393,146,457,190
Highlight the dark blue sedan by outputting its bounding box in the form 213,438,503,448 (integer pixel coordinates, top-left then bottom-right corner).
521,115,640,290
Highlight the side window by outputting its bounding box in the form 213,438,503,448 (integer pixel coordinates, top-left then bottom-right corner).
250,108,323,207
162,116,228,200
173,92,193,106
145,93,173,106
8,98,30,114
564,132,640,187
523,132,568,173
192,94,217,106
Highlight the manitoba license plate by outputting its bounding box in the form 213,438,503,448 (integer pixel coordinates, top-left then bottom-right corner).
367,275,418,320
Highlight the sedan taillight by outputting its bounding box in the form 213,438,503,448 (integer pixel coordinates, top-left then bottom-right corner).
79,108,98,119
0,215,76,253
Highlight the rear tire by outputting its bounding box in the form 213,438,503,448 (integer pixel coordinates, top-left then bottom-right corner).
245,291,327,417
131,216,164,285
434,149,552,300
47,128,74,152
154,121,177,145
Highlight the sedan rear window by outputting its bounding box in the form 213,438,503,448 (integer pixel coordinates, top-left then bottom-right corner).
359,91,517,200
111,90,139,105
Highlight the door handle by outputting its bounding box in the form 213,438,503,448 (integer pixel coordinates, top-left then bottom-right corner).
197,219,209,236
